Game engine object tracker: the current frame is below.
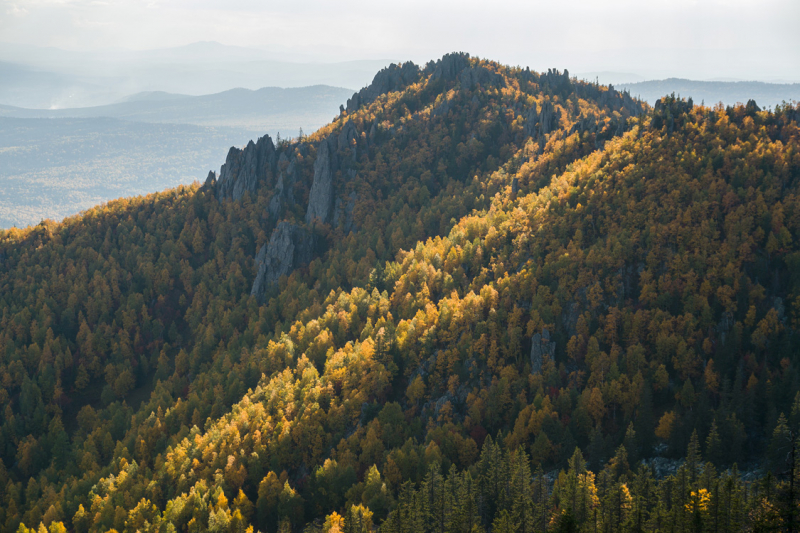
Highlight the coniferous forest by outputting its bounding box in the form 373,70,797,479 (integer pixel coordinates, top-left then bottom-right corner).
1,53,800,532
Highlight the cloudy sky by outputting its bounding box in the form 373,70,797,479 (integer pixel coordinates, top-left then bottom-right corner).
2,0,799,81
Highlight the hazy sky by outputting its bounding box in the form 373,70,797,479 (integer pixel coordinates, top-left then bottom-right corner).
2,0,799,80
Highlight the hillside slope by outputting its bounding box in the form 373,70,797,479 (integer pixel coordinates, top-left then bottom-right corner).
1,54,799,533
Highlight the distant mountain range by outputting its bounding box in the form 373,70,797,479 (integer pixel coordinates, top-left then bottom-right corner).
616,78,800,108
0,85,355,133
0,41,391,108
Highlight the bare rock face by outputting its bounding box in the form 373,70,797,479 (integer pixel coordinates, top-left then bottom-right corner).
338,121,359,161
250,222,316,302
539,68,572,95
346,62,422,113
428,52,471,82
267,153,298,221
459,66,502,90
203,170,217,189
530,328,556,374
524,100,561,139
539,101,560,136
217,134,276,201
267,172,287,221
305,139,335,224
523,102,539,136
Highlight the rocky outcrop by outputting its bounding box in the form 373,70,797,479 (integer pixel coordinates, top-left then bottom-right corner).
346,62,422,113
306,139,335,224
305,122,362,225
203,170,217,189
459,66,502,90
524,103,539,136
524,100,561,138
250,222,316,302
539,101,560,135
530,328,556,374
267,172,287,220
539,68,572,95
217,135,277,201
428,52,471,82
338,121,359,161
267,153,297,221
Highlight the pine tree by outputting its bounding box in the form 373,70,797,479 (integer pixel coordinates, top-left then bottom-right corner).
532,465,550,533
623,423,639,467
686,430,702,483
422,463,445,533
630,465,655,533
478,435,502,526
705,419,722,467
510,448,534,533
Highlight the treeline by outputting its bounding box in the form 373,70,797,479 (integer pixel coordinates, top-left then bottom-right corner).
19,425,800,533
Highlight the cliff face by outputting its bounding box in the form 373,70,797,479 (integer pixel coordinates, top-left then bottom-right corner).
305,139,335,224
250,222,316,302
216,134,277,201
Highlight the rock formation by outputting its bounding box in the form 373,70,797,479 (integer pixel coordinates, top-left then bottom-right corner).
530,328,556,374
337,121,359,161
539,101,560,136
250,222,316,302
524,100,561,139
203,170,217,189
267,153,297,221
216,134,276,201
523,102,539,136
346,62,422,113
306,139,335,224
459,66,502,90
428,52,471,82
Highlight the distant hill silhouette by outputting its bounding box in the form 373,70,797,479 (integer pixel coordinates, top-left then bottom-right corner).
0,85,354,132
618,78,800,107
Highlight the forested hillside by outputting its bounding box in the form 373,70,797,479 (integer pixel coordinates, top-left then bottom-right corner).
1,53,799,533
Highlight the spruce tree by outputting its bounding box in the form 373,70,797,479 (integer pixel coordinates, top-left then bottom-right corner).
510,448,533,533
686,430,702,483
705,419,722,467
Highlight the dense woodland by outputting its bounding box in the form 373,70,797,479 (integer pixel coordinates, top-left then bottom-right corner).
0,53,799,533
